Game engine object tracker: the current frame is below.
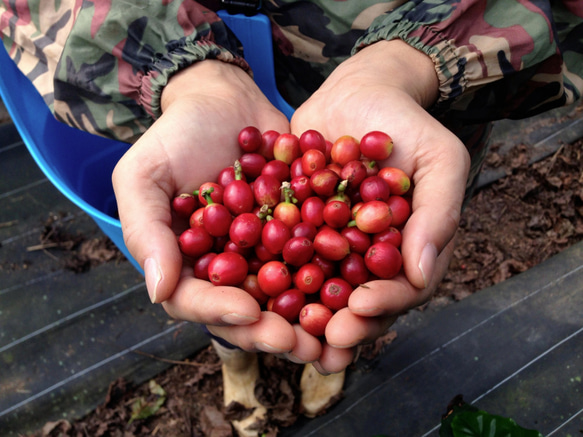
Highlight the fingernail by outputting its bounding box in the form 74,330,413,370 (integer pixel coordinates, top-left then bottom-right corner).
254,342,289,354
312,361,331,376
353,345,362,364
220,313,259,325
350,307,383,316
418,243,437,288
284,353,311,364
329,340,359,349
144,257,161,303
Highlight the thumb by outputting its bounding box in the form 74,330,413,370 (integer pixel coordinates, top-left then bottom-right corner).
112,147,182,304
401,136,470,290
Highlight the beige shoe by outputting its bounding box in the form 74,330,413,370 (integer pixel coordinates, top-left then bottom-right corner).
212,340,267,437
300,363,345,418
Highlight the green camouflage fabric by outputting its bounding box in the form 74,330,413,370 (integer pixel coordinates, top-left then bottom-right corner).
1,0,582,147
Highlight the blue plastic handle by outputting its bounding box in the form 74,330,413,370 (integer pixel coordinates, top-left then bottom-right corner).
217,10,295,120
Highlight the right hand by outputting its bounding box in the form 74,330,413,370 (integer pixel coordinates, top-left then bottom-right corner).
112,60,302,355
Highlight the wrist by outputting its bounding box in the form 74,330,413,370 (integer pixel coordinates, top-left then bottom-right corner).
161,60,255,112
340,39,439,109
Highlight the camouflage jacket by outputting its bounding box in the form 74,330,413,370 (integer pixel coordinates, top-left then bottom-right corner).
1,0,582,143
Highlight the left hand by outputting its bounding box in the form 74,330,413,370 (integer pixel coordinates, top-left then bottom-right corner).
289,40,470,373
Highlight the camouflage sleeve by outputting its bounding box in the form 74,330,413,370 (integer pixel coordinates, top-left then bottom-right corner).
1,1,248,143
354,0,583,123
0,1,79,113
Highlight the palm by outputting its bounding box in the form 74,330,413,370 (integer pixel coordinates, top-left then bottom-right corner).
290,68,470,369
144,96,289,195
112,65,300,354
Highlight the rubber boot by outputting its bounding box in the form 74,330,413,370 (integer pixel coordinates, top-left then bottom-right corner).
300,363,345,418
211,340,267,437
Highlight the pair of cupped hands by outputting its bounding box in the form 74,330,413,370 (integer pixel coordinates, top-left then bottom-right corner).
112,40,470,374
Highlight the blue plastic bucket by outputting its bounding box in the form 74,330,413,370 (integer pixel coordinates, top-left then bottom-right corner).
0,12,293,274
0,43,139,269
217,11,294,119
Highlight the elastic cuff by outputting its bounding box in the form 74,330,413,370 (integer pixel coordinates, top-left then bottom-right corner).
139,40,251,120
353,20,467,115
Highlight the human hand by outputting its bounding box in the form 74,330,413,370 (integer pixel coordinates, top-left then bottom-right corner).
290,40,470,373
112,60,297,353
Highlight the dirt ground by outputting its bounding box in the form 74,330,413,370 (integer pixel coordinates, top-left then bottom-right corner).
30,137,583,437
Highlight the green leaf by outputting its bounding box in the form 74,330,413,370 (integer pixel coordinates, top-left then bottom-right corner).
148,379,166,397
128,380,166,425
439,396,543,437
450,410,543,437
440,397,480,437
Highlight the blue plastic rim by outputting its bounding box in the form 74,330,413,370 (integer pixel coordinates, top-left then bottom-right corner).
0,12,294,275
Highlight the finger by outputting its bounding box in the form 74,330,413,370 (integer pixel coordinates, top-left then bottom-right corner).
324,308,398,349
348,277,417,317
282,324,323,364
400,127,469,290
314,342,357,374
207,311,296,354
112,140,183,304
162,272,262,325
348,238,456,317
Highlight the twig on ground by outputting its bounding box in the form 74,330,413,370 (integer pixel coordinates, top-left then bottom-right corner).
133,350,207,367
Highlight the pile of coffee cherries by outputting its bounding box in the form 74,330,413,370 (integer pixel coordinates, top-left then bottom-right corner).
172,127,411,337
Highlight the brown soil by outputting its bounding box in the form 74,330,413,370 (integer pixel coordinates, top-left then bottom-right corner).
30,138,583,437
27,212,124,273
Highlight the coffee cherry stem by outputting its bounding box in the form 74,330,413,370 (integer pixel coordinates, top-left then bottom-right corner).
280,181,298,204
257,204,272,221
202,187,215,205
233,160,244,181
